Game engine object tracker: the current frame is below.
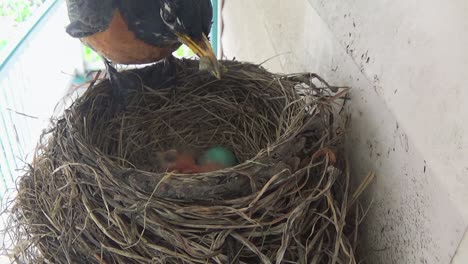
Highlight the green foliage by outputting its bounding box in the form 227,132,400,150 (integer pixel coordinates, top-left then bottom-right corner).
0,39,7,51
82,45,100,63
174,45,195,58
0,0,46,23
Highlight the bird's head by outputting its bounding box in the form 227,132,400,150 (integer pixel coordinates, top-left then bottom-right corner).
159,0,223,79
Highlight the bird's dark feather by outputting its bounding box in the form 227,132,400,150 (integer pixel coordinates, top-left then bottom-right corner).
117,0,174,47
177,0,213,40
118,0,213,46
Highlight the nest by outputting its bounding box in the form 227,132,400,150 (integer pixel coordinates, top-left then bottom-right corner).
4,59,371,263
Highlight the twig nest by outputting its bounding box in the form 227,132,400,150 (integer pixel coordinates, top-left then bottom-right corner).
6,59,364,263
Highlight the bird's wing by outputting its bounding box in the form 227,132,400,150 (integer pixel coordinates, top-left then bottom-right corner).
118,0,214,47
65,0,116,38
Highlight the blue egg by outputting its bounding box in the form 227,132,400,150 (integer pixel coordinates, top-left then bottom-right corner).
198,146,238,167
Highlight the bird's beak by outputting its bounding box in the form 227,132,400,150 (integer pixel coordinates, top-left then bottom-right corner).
176,32,223,79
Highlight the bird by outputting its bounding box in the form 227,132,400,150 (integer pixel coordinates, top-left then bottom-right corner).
64,0,222,104
166,151,201,174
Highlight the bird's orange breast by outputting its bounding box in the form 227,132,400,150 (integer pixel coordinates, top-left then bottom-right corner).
81,10,179,64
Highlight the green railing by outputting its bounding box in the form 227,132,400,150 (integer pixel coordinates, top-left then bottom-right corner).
211,0,219,57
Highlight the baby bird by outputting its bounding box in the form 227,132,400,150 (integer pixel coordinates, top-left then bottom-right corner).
167,152,200,174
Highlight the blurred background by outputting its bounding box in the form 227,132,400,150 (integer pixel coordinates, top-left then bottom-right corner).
0,0,220,196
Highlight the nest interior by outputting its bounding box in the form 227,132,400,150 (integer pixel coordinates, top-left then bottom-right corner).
6,59,369,264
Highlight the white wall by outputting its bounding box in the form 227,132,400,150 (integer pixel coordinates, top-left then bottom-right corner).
221,0,468,263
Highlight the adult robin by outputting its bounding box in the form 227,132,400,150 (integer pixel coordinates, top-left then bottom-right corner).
65,0,222,103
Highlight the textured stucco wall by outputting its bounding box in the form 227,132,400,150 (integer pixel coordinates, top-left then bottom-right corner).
221,0,468,263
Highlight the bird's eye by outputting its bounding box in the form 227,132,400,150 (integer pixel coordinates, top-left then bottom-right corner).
162,10,176,24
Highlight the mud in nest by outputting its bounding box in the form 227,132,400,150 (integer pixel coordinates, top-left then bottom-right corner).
4,59,372,263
